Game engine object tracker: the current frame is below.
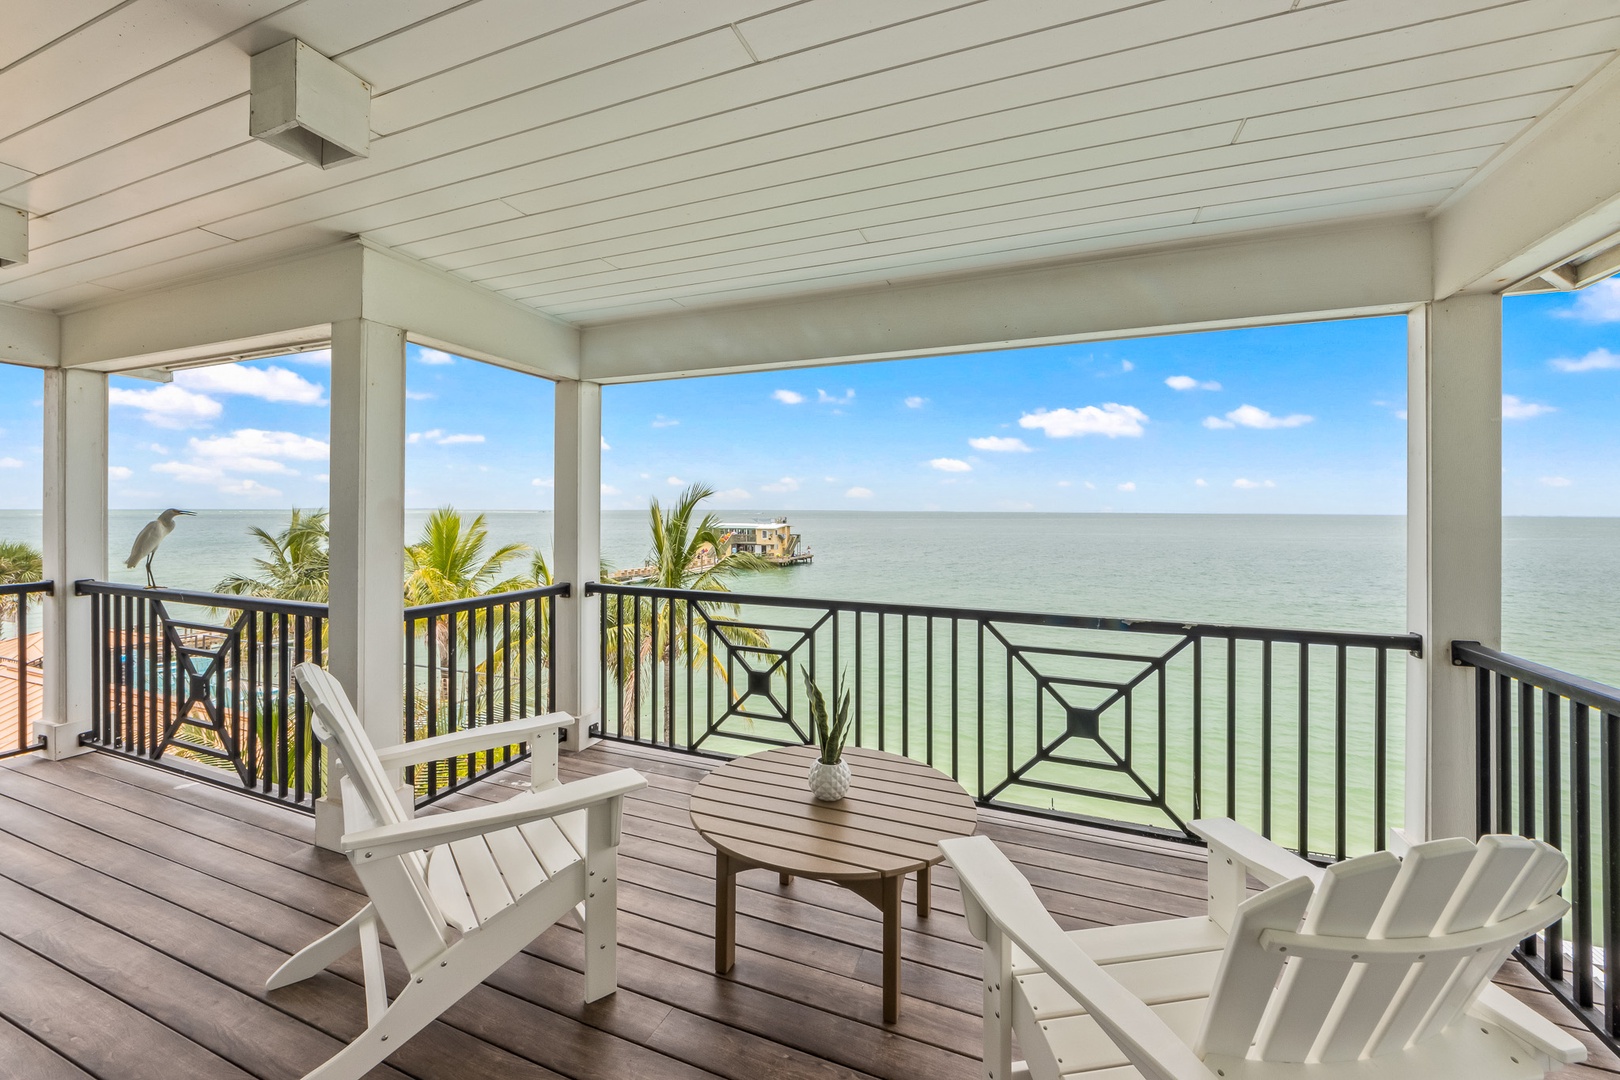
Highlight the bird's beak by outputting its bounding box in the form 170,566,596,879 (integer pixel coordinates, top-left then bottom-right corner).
177,510,196,516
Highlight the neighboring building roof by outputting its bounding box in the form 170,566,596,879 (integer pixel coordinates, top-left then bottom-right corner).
0,632,43,754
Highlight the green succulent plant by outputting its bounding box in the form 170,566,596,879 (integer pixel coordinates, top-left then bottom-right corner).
802,666,852,766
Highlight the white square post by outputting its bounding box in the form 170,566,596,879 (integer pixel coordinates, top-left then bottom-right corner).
322,319,407,848
38,368,107,758
1406,296,1502,841
553,380,602,749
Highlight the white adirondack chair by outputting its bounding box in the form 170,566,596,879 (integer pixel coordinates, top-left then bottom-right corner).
941,819,1587,1080
270,662,647,1080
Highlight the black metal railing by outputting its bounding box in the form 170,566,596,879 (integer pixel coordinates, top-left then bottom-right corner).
75,581,568,811
591,582,1420,859
1,580,51,758
78,581,329,806
405,583,565,805
1455,639,1620,1053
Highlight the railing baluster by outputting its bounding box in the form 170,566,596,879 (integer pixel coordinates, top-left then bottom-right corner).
1604,710,1620,1039
1373,646,1386,852
1572,702,1593,1009
1335,643,1347,862
1227,636,1237,820
1546,691,1564,982
1262,639,1273,839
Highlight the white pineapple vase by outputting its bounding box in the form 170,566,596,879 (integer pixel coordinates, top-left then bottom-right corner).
807,757,851,801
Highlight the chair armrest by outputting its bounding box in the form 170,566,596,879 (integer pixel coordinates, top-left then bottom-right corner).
941,836,1217,1080
1191,818,1324,887
343,768,647,860
374,712,574,770
1472,984,1587,1065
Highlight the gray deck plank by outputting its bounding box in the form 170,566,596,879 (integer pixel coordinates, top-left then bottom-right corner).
0,743,1609,1080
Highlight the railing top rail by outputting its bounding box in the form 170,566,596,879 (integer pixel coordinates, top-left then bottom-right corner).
1452,639,1620,715
405,582,570,619
75,579,329,617
0,580,52,597
588,580,1422,653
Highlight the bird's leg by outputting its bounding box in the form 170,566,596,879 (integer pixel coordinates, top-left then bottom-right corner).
144,553,156,589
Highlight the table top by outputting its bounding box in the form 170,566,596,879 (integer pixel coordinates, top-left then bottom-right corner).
688,745,978,881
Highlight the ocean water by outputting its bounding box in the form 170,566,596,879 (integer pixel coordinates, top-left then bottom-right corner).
0,508,1613,685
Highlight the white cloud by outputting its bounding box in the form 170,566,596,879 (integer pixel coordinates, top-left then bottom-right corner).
1558,277,1620,322
601,483,620,495
109,384,222,429
312,473,328,483
1120,360,1134,372
1084,481,1096,490
1549,348,1620,372
666,476,683,485
1395,410,1408,420
651,415,680,428
1233,478,1277,489
0,457,22,468
817,388,855,405
174,364,325,405
152,461,221,484
601,437,611,450
283,348,330,365
1194,478,1207,486
1502,394,1556,420
1203,416,1235,429
407,429,484,446
1057,479,1072,487
713,488,751,501
532,477,554,488
930,457,972,472
218,478,281,497
969,436,1032,452
1224,404,1312,429
845,486,874,499
406,390,435,401
1019,403,1148,438
1165,375,1222,391
762,476,800,493
1539,476,1573,487
415,347,456,365
1117,481,1136,491
108,465,132,480
190,429,329,462
904,396,927,409
773,389,805,405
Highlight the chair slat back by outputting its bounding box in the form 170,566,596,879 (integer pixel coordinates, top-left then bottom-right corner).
295,663,453,968
1314,837,1477,1061
1202,834,1569,1066
295,662,409,829
1252,851,1400,1061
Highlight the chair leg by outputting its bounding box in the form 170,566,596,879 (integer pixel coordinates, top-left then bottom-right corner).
983,922,1015,1080
268,903,375,991
583,803,622,1003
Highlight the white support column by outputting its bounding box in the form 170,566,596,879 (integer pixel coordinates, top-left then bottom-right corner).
38,368,107,758
553,380,602,749
322,318,407,848
1406,296,1502,841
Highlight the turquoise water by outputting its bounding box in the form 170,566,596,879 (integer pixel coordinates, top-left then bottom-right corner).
0,508,1612,685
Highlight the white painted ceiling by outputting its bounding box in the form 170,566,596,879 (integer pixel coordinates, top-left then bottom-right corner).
0,0,1615,324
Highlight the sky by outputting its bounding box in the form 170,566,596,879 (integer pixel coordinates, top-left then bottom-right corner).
0,282,1617,514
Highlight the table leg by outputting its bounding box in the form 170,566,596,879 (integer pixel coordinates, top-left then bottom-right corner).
780,872,792,887
916,864,931,917
881,875,902,1024
715,851,736,973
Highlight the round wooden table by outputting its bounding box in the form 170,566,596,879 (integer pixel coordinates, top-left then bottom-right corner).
689,744,978,1023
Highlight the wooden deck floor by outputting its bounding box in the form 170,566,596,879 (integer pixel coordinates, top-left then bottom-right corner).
0,741,1613,1080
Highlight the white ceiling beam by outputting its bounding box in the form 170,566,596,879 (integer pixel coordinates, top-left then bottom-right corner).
59,241,365,371
1432,56,1620,298
0,298,59,368
54,239,579,378
358,243,578,380
580,218,1432,382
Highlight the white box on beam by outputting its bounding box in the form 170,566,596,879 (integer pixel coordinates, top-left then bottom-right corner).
250,40,371,169
0,205,26,267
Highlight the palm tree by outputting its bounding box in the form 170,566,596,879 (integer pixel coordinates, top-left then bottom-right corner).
604,483,775,742
404,509,535,776
0,538,44,627
214,509,330,602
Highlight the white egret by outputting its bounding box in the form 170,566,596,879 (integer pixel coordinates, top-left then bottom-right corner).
125,509,195,588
